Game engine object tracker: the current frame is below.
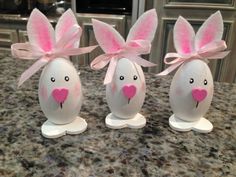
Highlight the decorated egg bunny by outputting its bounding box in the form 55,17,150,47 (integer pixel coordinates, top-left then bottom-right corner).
91,9,158,129
11,9,97,138
157,11,229,133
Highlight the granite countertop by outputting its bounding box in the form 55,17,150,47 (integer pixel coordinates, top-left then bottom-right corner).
0,55,235,177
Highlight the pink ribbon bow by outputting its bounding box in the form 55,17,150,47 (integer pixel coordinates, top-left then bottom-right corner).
12,25,97,86
90,39,156,85
157,40,230,76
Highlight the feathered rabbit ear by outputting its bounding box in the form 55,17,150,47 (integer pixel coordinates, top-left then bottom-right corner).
174,16,195,55
92,19,125,53
27,8,55,52
195,11,224,50
126,9,158,43
55,9,81,47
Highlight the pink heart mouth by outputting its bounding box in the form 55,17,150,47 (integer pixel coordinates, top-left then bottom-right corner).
192,88,207,102
52,88,69,103
122,85,137,99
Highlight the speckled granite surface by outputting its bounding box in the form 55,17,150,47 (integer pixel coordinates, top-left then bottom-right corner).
0,55,236,177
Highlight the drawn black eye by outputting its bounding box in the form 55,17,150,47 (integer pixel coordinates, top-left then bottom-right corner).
204,79,207,85
189,78,194,84
51,77,55,82
120,76,124,80
65,76,69,82
133,75,138,80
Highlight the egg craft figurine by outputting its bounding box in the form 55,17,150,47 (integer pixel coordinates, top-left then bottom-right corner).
157,11,229,133
90,9,158,129
11,9,97,138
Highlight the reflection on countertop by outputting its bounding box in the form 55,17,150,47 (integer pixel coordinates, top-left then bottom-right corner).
0,54,236,176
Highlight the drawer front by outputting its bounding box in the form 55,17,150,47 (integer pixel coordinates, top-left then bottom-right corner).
0,29,18,53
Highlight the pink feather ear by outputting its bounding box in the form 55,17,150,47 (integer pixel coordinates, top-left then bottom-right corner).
195,11,223,50
92,19,125,53
27,8,55,52
126,9,158,42
174,16,195,55
55,9,79,42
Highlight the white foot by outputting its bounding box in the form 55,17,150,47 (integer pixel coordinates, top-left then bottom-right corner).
169,114,213,133
105,113,146,129
41,116,87,138
192,117,213,133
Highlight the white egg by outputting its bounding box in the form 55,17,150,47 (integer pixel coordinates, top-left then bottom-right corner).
169,59,214,122
106,58,146,119
38,58,83,125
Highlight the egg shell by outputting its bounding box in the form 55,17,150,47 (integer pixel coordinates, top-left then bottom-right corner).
106,58,146,119
38,58,83,124
169,59,214,122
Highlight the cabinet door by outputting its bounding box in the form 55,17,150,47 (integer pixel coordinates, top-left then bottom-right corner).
75,13,126,65
0,29,18,55
149,0,236,83
18,30,28,42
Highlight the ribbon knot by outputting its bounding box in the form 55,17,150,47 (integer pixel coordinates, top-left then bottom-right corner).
44,52,55,59
12,25,97,87
90,39,156,85
157,40,230,76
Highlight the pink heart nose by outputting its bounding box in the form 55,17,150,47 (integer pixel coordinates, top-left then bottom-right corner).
52,88,68,103
122,85,137,99
192,88,207,102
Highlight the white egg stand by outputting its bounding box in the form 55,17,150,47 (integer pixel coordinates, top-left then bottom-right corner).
169,115,213,133
105,113,146,129
11,8,94,138
162,11,230,134
39,58,87,138
41,117,87,138
105,58,147,129
90,9,158,130
168,60,214,133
